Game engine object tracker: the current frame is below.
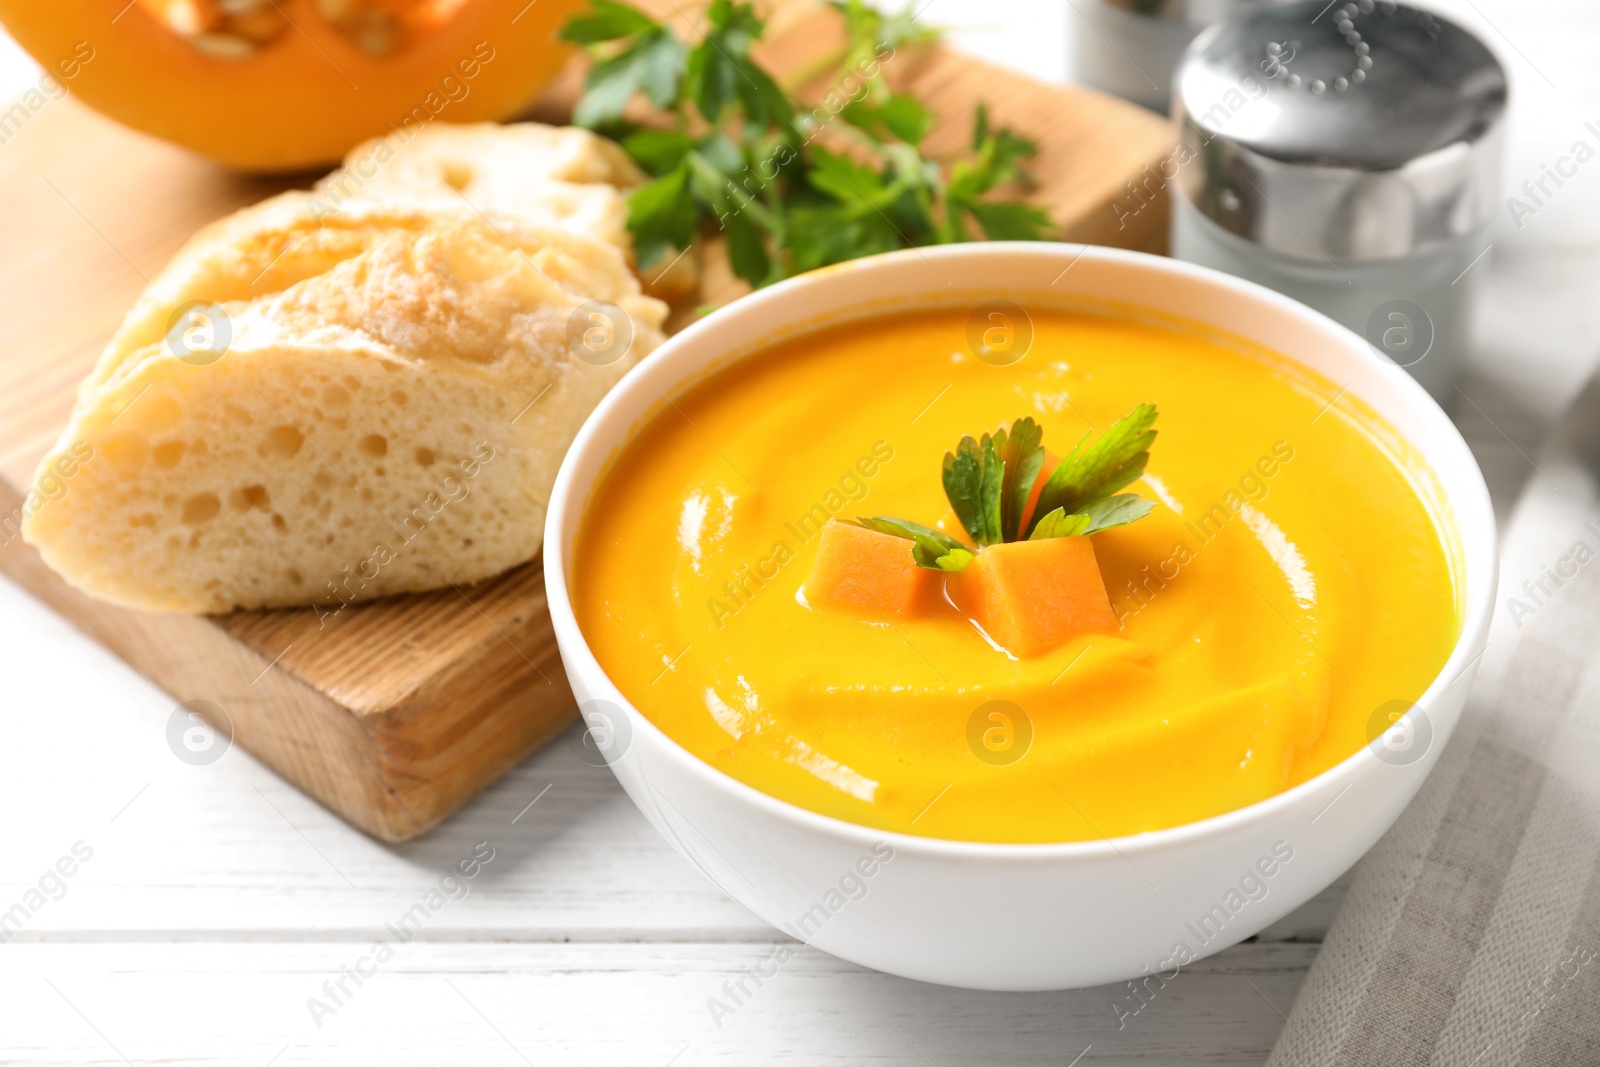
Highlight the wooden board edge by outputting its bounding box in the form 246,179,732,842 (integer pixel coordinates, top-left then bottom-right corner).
361,566,578,839
0,481,573,842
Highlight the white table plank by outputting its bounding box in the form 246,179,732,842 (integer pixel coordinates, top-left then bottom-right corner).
0,583,767,939
1,942,1317,1066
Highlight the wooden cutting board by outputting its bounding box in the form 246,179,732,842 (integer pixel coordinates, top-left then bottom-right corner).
0,2,1174,841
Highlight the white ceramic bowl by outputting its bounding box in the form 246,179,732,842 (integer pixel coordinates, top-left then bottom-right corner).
544,243,1496,991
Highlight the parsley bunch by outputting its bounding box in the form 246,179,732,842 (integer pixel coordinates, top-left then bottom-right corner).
558,0,1054,289
857,406,1159,572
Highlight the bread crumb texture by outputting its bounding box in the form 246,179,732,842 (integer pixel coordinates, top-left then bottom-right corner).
23,192,667,613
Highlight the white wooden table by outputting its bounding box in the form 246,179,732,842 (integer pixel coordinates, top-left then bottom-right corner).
3,2,1599,1062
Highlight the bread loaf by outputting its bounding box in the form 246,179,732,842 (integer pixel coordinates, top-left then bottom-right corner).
23,193,666,613
320,121,699,301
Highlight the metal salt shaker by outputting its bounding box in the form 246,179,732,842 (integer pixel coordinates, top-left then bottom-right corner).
1070,0,1290,114
1171,0,1507,402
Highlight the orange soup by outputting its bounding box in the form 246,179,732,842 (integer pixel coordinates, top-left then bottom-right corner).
572,307,1460,843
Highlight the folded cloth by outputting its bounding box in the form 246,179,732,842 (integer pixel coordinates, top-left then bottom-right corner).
1267,377,1600,1067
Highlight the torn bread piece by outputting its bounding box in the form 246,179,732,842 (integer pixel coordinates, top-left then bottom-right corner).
319,121,699,302
23,193,667,613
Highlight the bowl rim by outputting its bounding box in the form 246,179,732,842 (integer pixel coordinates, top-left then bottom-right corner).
544,241,1499,861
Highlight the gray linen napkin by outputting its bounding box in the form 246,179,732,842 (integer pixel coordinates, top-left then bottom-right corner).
1266,378,1600,1066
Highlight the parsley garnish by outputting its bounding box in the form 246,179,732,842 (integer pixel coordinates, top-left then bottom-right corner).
559,0,1054,289
859,406,1159,571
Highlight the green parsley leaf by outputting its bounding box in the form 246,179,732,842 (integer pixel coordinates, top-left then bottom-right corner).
922,543,975,571
686,0,791,127
627,163,696,268
805,146,894,206
854,515,961,548
723,210,771,287
831,0,938,57
563,0,1050,288
1075,493,1156,535
696,131,745,176
854,517,975,573
1028,494,1151,540
622,129,693,175
1027,507,1091,540
573,26,686,128
965,199,1055,242
863,406,1159,571
941,436,985,544
841,93,934,146
978,433,1004,545
787,202,902,274
558,0,658,44
995,416,1044,542
939,418,1045,546
1027,403,1158,538
938,105,1050,242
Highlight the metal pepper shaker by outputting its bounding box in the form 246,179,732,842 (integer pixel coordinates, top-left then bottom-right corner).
1170,0,1507,402
1069,0,1291,114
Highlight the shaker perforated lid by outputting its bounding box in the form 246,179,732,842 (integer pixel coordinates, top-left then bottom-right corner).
1173,0,1507,262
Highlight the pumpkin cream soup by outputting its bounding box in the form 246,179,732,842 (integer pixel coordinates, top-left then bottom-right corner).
572,307,1459,843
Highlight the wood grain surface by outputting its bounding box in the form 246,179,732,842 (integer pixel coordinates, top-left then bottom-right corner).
0,1,1174,841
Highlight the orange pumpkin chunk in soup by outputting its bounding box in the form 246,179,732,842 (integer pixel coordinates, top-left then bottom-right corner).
803,521,939,618
949,538,1118,657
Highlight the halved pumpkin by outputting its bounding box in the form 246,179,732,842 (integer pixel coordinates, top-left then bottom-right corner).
0,0,585,171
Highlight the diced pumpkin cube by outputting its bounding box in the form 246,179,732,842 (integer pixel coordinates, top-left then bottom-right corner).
951,536,1117,656
804,520,938,618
